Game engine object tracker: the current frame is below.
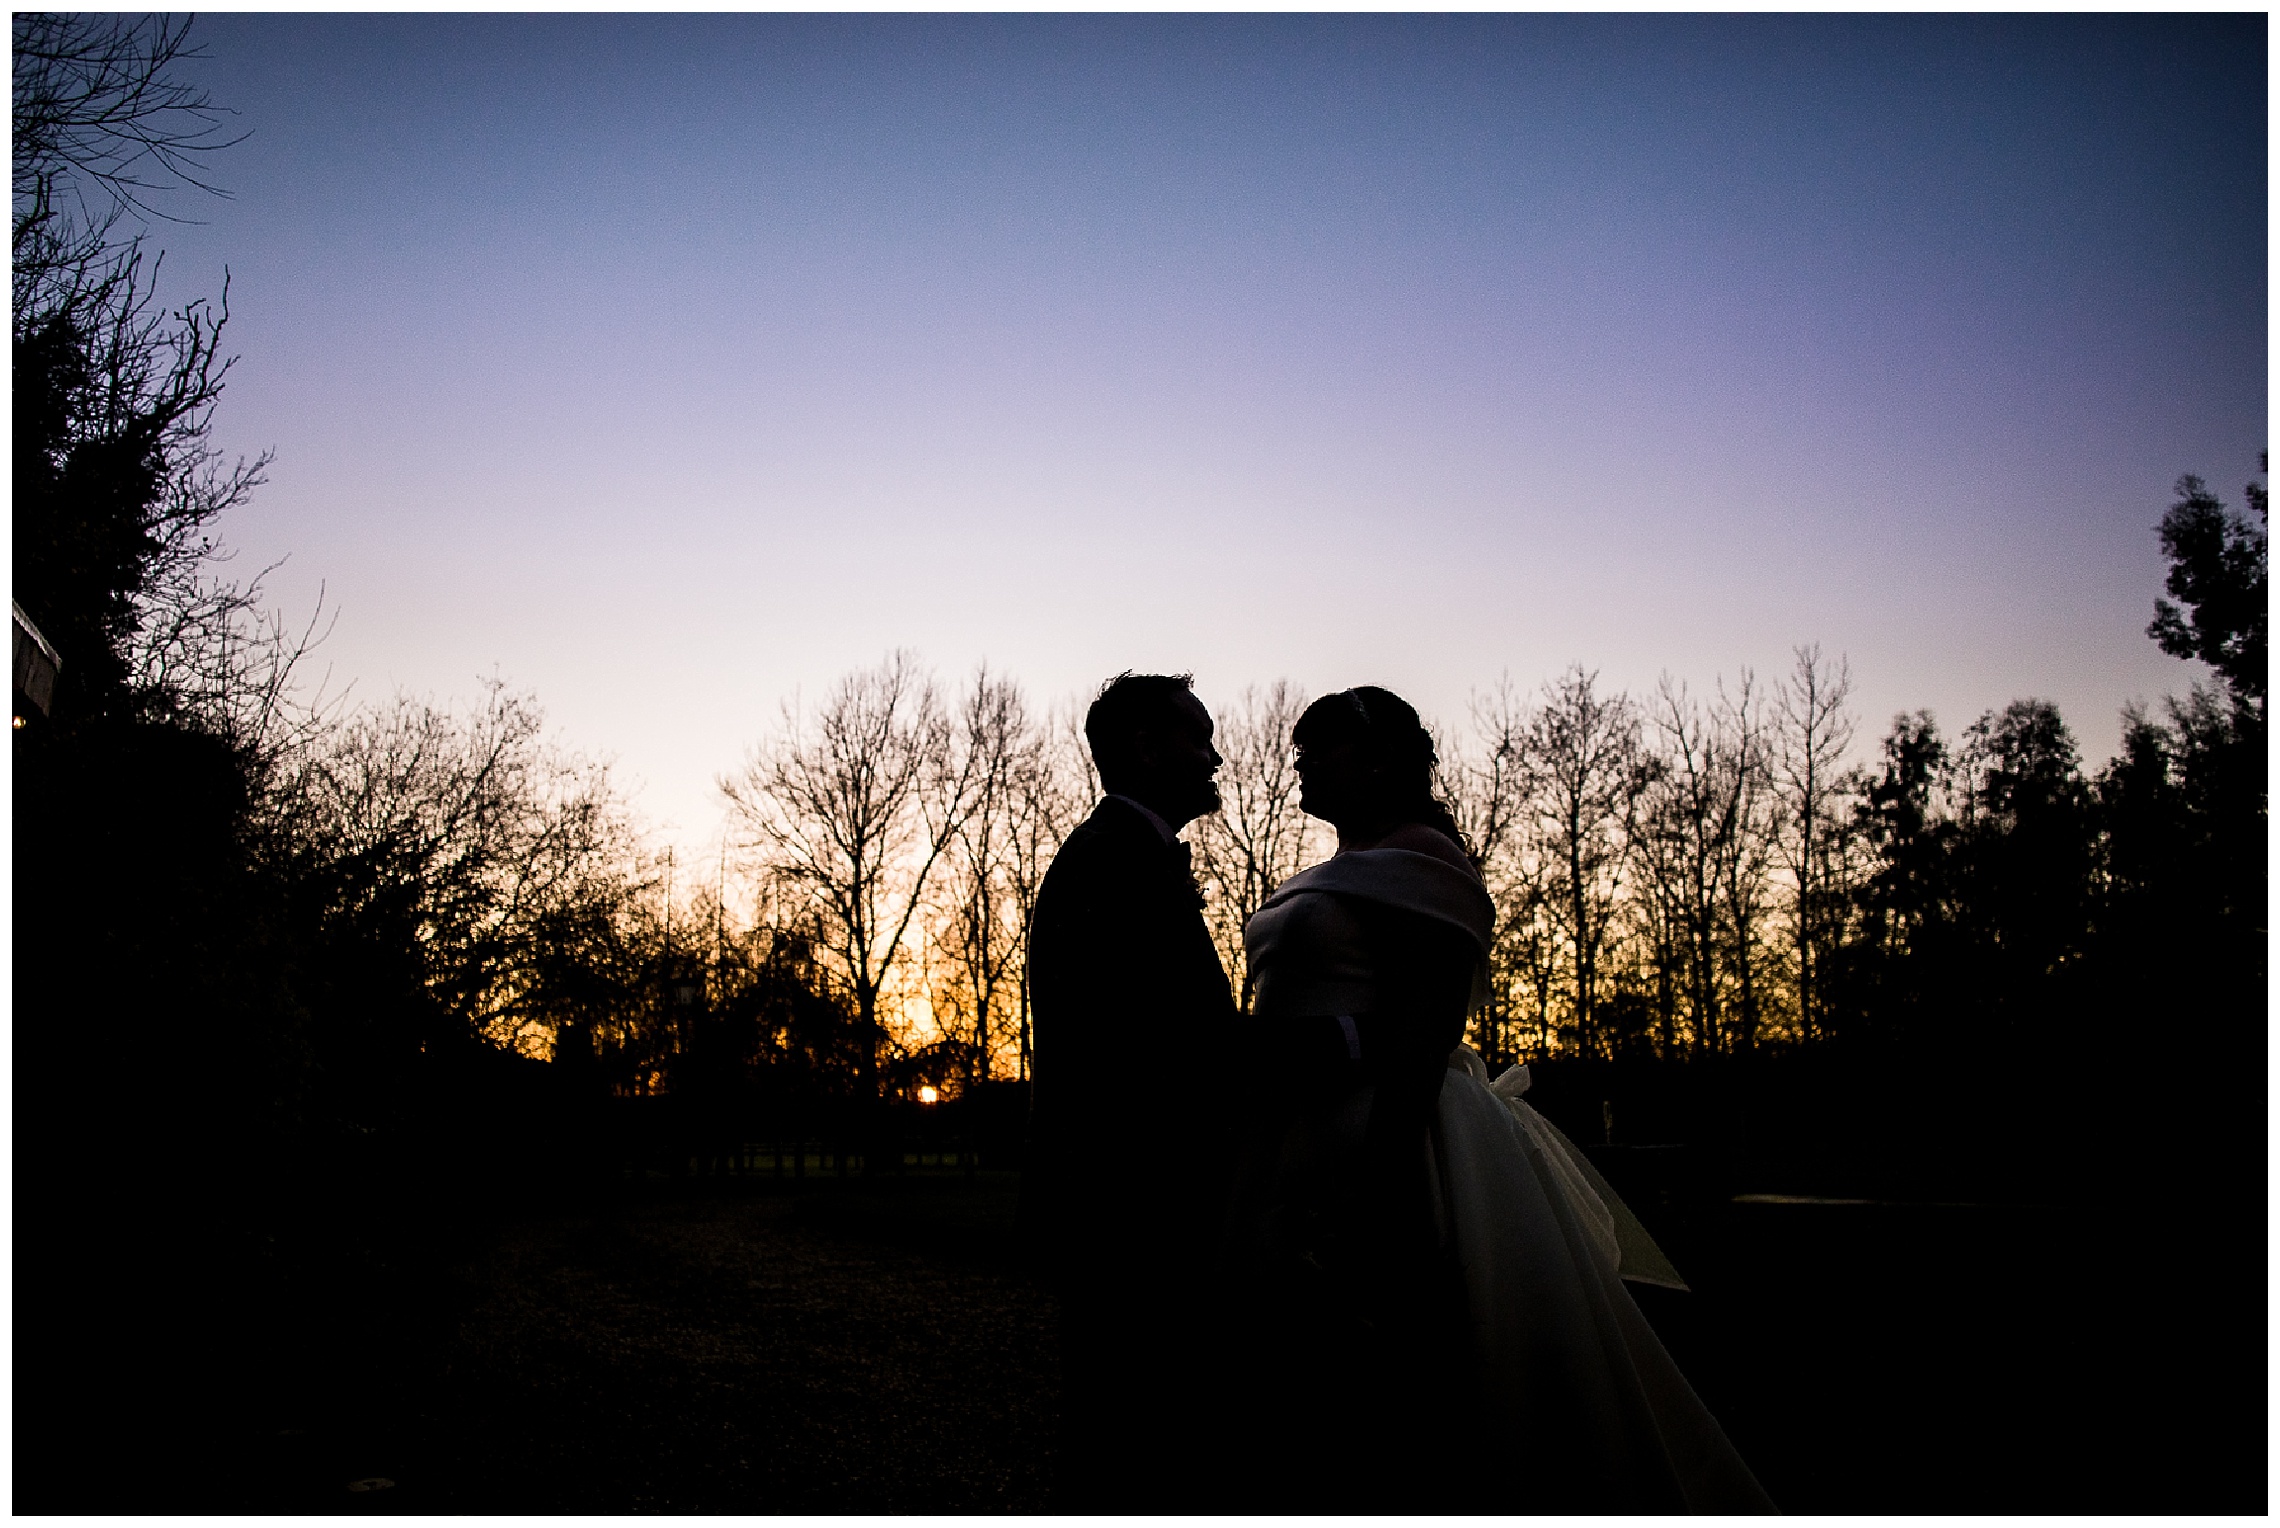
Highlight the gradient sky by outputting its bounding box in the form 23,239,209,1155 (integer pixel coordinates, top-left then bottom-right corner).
147,14,2266,844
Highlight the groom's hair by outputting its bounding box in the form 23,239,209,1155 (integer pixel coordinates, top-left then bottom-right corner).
1085,671,1198,778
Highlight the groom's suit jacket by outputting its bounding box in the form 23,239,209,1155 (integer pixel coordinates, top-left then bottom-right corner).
1024,795,1238,1280
1025,795,1240,1508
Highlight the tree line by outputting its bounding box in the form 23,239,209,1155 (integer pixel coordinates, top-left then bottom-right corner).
681,564,2263,1105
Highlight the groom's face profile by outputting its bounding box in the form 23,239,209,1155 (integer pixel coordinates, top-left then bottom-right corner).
1124,692,1223,829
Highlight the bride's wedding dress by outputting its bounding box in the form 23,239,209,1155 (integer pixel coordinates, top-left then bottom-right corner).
1233,846,1775,1513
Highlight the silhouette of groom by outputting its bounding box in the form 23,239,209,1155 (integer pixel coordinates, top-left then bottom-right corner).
1023,672,1239,1512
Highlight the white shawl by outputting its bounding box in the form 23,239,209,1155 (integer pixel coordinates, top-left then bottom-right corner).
1257,847,1497,1010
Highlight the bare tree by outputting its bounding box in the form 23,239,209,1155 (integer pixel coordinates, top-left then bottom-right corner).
13,14,240,208
1053,699,1101,803
15,13,284,727
1638,678,1734,1056
1774,644,1858,1044
1630,671,1786,1056
14,12,245,315
128,562,337,764
1437,676,1528,866
1437,677,1541,1063
1496,871,1567,1061
270,678,644,1057
1711,672,1782,1054
721,653,974,1104
1624,763,1689,1057
1523,666,1644,1057
1191,681,1329,1011
933,667,1045,1090
1002,699,1093,1081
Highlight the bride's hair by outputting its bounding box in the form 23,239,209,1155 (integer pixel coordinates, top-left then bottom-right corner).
1292,686,1475,861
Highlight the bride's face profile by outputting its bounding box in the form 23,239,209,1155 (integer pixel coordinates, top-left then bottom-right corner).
1295,735,1382,831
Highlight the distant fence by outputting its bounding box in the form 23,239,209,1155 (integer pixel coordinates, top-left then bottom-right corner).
345,1041,1039,1192
582,1080,1034,1180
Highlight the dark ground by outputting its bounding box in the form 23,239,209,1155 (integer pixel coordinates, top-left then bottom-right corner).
25,1158,2266,1514
217,1172,1059,1514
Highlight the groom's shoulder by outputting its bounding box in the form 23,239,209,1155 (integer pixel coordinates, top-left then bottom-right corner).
1043,800,1157,881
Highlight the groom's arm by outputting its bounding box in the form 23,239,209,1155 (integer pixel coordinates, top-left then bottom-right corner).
1029,829,1168,1108
1025,825,1150,1262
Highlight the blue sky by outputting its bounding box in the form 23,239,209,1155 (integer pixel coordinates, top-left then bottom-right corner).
151,15,2266,842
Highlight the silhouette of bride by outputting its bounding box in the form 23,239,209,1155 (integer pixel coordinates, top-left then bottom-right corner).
1218,686,1774,1513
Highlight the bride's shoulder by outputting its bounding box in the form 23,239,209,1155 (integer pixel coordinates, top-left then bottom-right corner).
1375,823,1478,879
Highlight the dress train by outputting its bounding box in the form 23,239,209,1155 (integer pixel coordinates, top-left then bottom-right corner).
1435,1050,1775,1513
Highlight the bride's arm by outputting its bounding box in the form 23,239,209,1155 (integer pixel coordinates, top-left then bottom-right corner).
1270,901,1475,1102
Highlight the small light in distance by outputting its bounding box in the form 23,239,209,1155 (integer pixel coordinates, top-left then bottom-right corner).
918,1086,939,1105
